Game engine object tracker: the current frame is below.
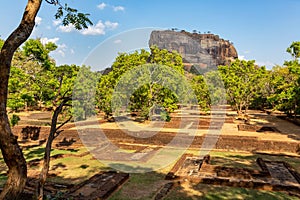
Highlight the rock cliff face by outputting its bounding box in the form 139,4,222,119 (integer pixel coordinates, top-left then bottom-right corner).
149,30,238,70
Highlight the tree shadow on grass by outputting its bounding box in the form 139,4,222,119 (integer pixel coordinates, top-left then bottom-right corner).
24,147,45,161
165,183,298,200
224,153,300,171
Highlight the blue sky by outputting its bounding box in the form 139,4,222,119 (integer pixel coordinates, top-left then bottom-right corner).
1,0,300,69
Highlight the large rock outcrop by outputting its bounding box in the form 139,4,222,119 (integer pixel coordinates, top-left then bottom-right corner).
149,30,238,71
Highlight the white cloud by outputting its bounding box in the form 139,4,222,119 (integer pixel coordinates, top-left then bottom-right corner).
57,20,118,36
56,43,67,57
256,61,275,68
57,50,65,57
35,16,42,26
97,3,107,10
80,21,106,35
114,39,122,44
53,19,62,26
105,21,119,29
238,55,247,61
113,6,125,12
239,55,274,68
57,24,76,33
70,49,75,54
97,3,125,12
40,37,68,58
57,43,67,49
80,20,118,36
40,37,60,45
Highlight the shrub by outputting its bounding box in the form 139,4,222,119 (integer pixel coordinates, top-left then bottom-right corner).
10,114,20,127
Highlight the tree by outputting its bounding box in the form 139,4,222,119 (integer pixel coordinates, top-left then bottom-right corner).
287,41,300,60
191,75,210,111
73,65,98,121
267,62,299,118
8,66,33,111
190,70,226,112
0,1,92,198
97,49,150,117
277,41,300,118
98,46,185,120
267,65,297,115
10,52,84,199
289,63,300,118
218,59,267,116
7,39,58,112
35,65,80,200
37,97,72,200
250,69,272,110
10,114,20,127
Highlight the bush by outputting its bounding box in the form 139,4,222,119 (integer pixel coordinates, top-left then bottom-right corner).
10,114,20,127
160,111,171,122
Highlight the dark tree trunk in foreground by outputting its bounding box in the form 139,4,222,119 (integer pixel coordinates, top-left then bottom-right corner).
0,0,42,199
37,98,71,200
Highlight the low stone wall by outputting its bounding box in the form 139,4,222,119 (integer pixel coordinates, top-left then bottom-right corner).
190,135,299,154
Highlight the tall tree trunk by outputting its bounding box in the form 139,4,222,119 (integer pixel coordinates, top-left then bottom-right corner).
37,109,59,200
0,0,42,199
0,115,27,200
37,98,71,200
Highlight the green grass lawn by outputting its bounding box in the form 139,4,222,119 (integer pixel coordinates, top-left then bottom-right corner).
0,146,108,185
109,172,168,200
48,154,109,184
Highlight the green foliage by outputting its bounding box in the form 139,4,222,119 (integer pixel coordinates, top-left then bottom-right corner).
160,110,171,122
148,46,184,74
267,42,300,117
191,75,210,111
55,4,92,30
10,114,20,127
45,0,93,30
287,41,300,60
218,59,267,115
191,70,227,112
73,66,98,121
267,66,296,114
7,39,84,114
98,46,186,119
0,39,4,50
204,71,226,106
22,39,57,69
8,66,34,111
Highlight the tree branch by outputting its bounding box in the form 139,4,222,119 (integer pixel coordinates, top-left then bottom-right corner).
55,115,72,132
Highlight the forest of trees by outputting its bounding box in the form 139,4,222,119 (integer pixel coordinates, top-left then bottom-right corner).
2,38,300,121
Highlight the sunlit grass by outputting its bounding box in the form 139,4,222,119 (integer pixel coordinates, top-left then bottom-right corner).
47,154,109,184
109,172,167,200
22,146,87,162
